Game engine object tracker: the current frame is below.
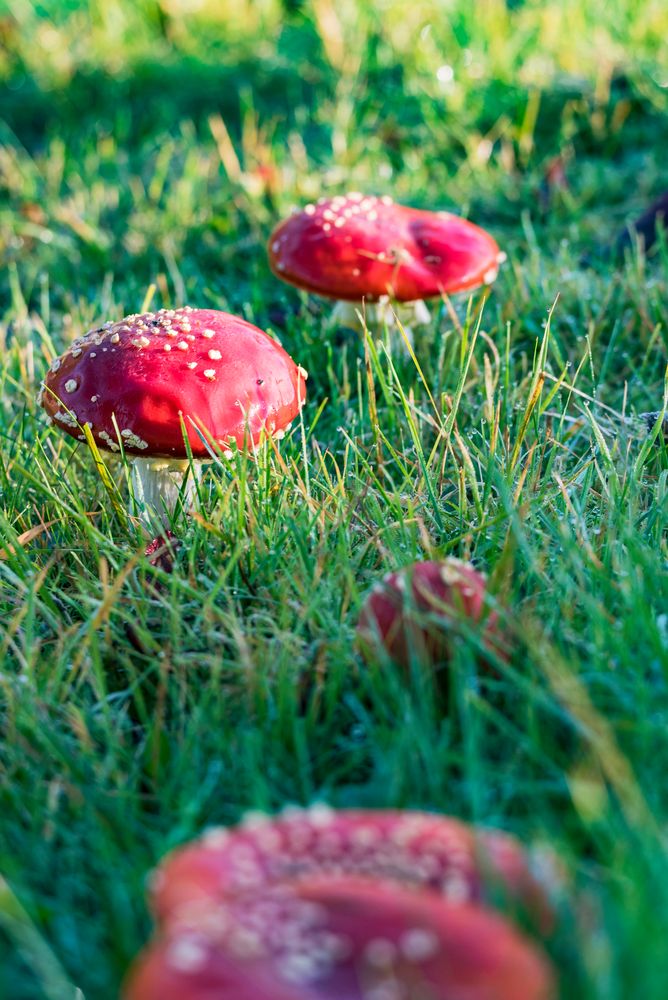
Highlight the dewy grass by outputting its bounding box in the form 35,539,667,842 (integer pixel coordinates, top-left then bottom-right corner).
1,0,668,997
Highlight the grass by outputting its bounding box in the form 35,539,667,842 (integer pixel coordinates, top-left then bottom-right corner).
1,0,667,996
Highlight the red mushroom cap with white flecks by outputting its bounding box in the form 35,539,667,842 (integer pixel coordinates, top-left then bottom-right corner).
357,558,505,670
123,877,555,1000
268,194,503,303
149,807,553,933
38,307,307,459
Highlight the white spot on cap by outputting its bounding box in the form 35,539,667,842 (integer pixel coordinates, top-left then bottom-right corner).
202,328,215,338
204,369,216,380
208,349,222,360
54,410,78,428
98,430,120,451
483,267,498,285
307,801,335,825
50,358,61,373
241,810,272,829
297,365,309,380
164,344,172,351
278,953,322,985
64,379,78,393
176,341,188,351
201,826,230,847
365,939,397,968
120,430,149,450
304,204,316,215
400,928,439,962
166,937,208,973
187,361,198,369
441,870,470,902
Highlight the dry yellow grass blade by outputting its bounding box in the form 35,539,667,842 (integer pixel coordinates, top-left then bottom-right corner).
0,520,58,561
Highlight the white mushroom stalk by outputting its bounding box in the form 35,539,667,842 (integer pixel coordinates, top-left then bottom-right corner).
330,295,431,346
130,457,204,527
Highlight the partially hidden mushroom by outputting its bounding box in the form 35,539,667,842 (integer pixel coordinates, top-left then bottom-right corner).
38,307,307,528
268,194,504,338
357,558,505,671
123,806,557,999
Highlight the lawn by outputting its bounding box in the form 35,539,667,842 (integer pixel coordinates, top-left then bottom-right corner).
1,0,667,997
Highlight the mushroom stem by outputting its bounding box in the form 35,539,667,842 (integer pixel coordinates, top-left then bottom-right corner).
330,296,431,347
130,457,203,526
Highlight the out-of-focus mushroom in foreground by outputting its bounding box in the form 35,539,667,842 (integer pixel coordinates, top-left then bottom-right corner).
268,194,504,336
124,806,557,1000
38,307,307,525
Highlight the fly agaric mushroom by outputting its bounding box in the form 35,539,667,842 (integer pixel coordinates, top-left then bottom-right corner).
357,558,504,671
124,878,555,1000
149,807,554,932
268,194,504,336
37,307,307,524
125,807,558,999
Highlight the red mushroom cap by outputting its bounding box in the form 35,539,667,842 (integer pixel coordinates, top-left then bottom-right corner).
357,558,504,670
149,807,552,932
124,877,555,1000
38,307,307,459
268,195,502,303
